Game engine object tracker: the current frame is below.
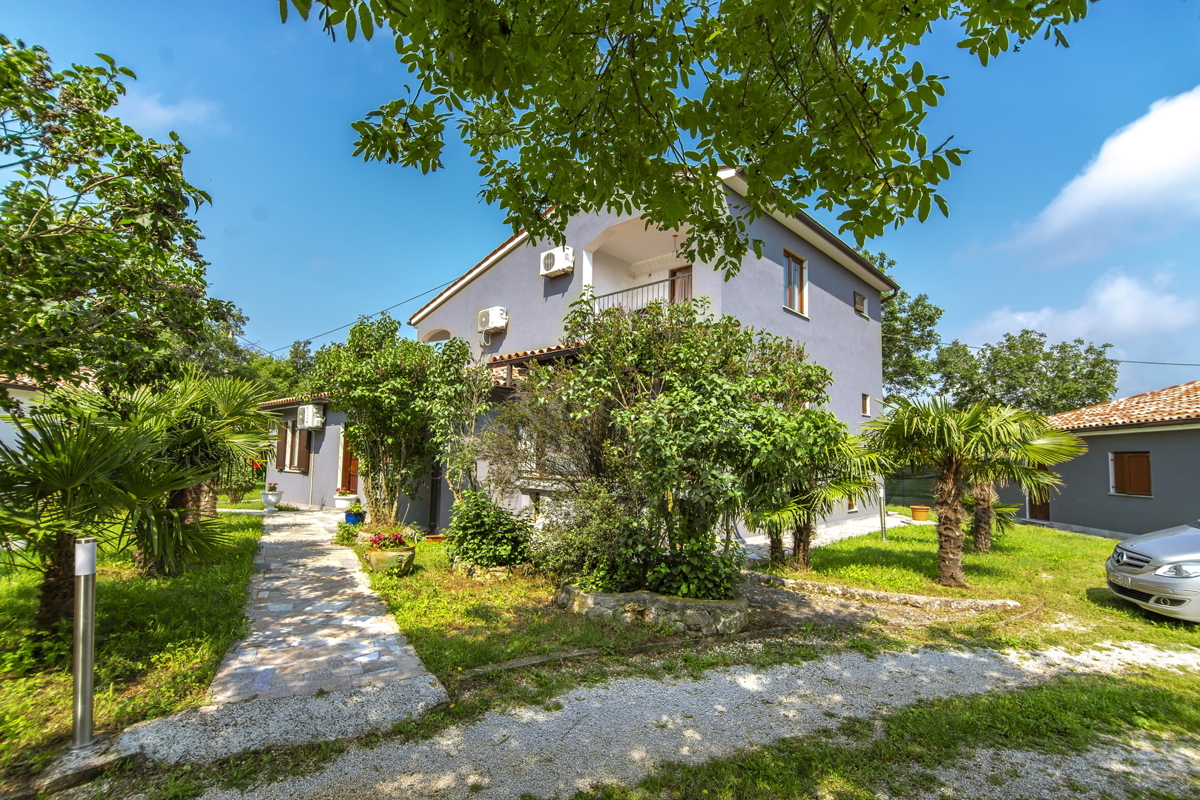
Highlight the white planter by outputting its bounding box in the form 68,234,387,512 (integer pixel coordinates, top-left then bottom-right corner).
334,495,356,511
261,491,283,513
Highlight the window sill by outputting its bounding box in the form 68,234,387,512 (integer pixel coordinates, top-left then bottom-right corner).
282,469,309,475
1109,492,1153,498
781,306,809,320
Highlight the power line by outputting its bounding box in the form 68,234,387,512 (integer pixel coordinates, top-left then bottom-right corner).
262,279,458,355
881,331,1200,368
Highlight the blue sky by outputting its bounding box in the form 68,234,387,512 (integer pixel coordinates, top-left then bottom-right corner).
5,1,1200,396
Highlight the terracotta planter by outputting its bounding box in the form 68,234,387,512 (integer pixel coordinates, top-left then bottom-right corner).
424,534,446,543
333,495,356,510
910,505,930,522
365,547,416,576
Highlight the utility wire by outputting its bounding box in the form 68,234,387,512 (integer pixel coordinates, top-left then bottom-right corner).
262,278,458,355
880,330,1200,368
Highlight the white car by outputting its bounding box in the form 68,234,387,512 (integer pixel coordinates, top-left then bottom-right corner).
1106,521,1200,623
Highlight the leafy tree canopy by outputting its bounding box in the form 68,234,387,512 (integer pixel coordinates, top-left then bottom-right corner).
862,251,944,400
936,330,1118,416
0,36,231,393
281,0,1090,273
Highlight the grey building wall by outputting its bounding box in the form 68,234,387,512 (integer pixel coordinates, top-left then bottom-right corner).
1000,426,1200,536
413,201,889,530
0,387,39,449
265,406,352,510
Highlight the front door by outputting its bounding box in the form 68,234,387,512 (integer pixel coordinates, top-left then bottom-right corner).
341,434,359,493
1028,495,1050,521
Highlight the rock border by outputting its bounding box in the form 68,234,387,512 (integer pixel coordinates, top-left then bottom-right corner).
554,583,750,635
745,571,1020,612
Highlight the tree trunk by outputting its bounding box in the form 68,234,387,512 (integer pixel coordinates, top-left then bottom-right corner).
788,518,815,570
971,482,997,553
934,463,968,588
199,481,218,517
34,533,76,632
768,530,785,565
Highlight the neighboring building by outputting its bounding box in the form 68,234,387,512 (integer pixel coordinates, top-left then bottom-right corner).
0,376,44,449
1010,380,1200,537
409,172,899,532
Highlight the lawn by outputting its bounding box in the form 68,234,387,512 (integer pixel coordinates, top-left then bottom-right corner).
0,514,263,781
359,539,682,681
762,521,1200,649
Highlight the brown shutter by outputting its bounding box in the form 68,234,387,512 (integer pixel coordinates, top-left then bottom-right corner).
296,430,311,473
1113,452,1152,496
275,424,287,471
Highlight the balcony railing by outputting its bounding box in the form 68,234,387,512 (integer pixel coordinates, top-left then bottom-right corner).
593,271,693,313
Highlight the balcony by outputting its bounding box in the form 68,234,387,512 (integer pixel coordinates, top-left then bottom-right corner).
593,268,693,313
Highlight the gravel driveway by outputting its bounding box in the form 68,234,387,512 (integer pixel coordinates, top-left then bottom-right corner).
199,642,1200,800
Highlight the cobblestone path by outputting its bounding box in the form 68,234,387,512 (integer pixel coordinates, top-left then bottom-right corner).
207,510,431,703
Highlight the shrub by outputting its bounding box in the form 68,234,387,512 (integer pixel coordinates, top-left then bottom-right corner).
448,490,529,568
335,522,359,546
526,482,636,592
646,547,743,600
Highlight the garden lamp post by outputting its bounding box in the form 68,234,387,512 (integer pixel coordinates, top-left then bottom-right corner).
72,536,98,751
878,482,888,542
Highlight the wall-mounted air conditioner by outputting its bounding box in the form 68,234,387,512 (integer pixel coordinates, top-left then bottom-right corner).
477,306,509,334
296,404,325,430
540,246,574,278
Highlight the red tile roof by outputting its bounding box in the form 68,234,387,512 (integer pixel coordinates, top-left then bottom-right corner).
0,374,42,390
1049,380,1200,432
486,343,582,387
260,392,332,410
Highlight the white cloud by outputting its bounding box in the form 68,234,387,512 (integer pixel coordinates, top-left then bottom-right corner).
966,269,1199,346
1015,84,1200,263
115,87,229,136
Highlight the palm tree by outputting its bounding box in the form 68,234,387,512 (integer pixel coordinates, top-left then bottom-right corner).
745,434,886,569
862,398,1084,587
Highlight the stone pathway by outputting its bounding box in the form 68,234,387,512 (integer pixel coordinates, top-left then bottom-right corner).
208,510,429,703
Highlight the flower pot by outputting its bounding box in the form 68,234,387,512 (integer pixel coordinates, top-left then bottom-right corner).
366,547,416,576
344,511,366,525
910,505,930,522
424,534,445,543
261,491,283,513
334,495,356,511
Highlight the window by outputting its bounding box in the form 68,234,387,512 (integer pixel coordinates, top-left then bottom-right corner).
275,418,311,473
784,252,806,314
854,291,867,316
861,393,871,416
1111,452,1151,496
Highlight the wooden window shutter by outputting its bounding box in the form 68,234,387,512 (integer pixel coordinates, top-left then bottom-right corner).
296,430,312,473
1113,452,1152,496
275,425,288,471
854,292,866,314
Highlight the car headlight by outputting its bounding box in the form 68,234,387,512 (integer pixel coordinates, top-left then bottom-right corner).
1154,562,1200,579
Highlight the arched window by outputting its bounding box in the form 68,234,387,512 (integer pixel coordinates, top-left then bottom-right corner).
422,329,452,343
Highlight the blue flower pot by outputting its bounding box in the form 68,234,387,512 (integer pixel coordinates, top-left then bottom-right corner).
344,511,365,525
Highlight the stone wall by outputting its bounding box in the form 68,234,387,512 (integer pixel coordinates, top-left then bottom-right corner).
554,583,749,635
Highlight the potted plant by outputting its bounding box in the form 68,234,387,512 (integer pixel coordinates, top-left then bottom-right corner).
261,482,283,513
333,486,357,511
344,501,366,525
364,530,415,576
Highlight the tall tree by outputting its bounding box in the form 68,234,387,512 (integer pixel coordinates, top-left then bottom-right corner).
0,37,231,396
862,251,944,400
280,1,1090,273
863,398,1084,587
937,330,1118,415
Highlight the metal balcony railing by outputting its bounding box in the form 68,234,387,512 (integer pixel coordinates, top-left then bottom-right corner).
593,271,693,313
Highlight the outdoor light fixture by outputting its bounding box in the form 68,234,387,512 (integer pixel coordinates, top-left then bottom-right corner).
72,537,98,751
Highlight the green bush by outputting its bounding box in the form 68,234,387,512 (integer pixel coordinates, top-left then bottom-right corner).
646,546,743,600
335,522,359,546
526,482,637,592
448,490,529,568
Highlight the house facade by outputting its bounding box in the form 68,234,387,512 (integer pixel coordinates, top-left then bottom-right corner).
409,173,899,532
0,376,44,450
1009,380,1200,537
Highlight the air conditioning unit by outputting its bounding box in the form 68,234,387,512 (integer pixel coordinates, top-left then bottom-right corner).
296,404,325,430
477,306,509,334
540,246,574,278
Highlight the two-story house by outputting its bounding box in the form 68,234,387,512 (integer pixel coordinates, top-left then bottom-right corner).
410,172,898,533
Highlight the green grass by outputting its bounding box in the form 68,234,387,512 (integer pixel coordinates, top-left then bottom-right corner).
362,541,683,679
0,514,263,781
576,668,1200,800
762,522,1200,649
